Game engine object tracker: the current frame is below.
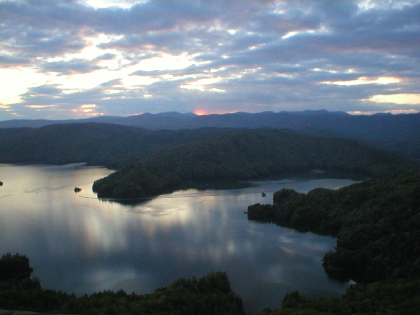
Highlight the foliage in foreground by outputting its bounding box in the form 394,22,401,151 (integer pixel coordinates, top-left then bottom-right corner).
0,254,244,315
260,280,420,315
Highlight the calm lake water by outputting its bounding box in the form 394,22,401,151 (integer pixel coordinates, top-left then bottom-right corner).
0,163,355,313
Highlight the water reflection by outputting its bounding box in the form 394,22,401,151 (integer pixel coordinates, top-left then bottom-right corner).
0,164,355,314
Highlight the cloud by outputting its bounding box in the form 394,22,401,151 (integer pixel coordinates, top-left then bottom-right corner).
322,76,401,86
0,1,90,57
364,93,420,105
0,0,419,120
40,58,103,75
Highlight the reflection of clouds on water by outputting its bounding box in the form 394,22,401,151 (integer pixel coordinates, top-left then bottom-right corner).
24,185,68,194
0,164,355,314
82,209,129,255
128,202,187,217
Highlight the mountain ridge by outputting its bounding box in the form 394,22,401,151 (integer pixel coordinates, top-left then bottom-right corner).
1,110,419,158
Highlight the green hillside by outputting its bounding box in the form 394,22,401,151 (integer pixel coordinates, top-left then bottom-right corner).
93,128,412,199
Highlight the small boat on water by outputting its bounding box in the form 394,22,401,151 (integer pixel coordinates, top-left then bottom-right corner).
74,187,82,193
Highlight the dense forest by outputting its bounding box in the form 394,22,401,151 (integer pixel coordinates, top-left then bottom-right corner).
247,172,420,314
0,123,231,165
93,128,413,199
0,253,244,315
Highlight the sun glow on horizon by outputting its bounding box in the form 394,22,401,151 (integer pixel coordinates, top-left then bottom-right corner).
193,109,243,116
194,110,208,116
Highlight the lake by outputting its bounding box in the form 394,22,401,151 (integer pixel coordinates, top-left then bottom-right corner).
0,163,355,314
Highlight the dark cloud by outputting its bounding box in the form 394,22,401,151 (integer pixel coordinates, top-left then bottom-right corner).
1,0,419,120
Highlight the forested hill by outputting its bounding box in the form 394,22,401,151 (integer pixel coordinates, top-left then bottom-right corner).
0,123,231,165
1,110,419,158
92,128,413,199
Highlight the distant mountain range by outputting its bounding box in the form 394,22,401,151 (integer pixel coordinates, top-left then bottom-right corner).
1,110,419,158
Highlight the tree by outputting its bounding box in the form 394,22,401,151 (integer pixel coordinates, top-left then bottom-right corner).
0,253,33,281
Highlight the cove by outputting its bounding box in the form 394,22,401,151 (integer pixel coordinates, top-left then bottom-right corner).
0,163,355,314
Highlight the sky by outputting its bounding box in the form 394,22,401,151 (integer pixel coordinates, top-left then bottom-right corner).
1,0,420,120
